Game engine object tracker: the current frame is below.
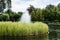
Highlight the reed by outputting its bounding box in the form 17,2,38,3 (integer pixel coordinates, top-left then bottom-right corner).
0,22,48,36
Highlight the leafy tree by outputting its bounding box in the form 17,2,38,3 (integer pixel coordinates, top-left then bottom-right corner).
27,5,35,14
0,0,11,12
43,4,58,22
9,12,22,21
31,8,44,21
2,10,22,21
57,3,60,8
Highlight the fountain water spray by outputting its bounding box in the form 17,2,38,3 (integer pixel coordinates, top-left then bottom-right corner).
20,10,31,23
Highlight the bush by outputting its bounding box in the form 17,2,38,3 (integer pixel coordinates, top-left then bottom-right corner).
0,14,9,21
2,10,22,21
9,13,22,21
0,22,48,36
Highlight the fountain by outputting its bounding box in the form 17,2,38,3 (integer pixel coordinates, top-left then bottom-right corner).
20,10,31,23
1,0,31,23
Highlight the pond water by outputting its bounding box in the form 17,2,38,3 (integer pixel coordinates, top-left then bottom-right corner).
0,36,48,40
0,30,60,40
48,24,60,40
49,30,60,40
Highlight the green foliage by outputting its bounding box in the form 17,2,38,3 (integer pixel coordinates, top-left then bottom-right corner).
0,0,11,12
28,4,60,23
27,5,35,14
0,14,9,21
0,22,48,36
43,5,60,22
31,8,44,21
9,13,22,21
57,3,60,8
1,10,22,21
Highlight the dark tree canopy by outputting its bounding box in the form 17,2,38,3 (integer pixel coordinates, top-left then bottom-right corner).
27,5,35,14
27,4,60,23
0,0,11,12
58,3,60,8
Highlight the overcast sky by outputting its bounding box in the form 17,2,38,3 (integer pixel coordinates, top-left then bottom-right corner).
11,0,60,12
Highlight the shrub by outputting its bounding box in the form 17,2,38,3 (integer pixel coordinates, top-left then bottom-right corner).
9,13,22,21
0,22,48,36
0,14,9,21
2,10,22,21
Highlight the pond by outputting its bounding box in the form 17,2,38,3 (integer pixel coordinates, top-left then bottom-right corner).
49,30,60,40
48,24,60,40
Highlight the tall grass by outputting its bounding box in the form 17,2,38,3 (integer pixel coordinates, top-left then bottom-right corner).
0,22,48,36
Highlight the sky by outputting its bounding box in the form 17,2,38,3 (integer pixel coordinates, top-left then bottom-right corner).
11,0,60,12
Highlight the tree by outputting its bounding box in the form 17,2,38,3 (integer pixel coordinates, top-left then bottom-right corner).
2,10,22,21
57,3,60,8
27,5,35,14
0,0,11,12
0,0,5,12
43,4,59,22
31,8,44,21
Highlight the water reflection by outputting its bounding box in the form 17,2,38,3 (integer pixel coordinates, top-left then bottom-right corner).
0,31,60,40
0,30,60,40
0,36,48,40
49,30,60,40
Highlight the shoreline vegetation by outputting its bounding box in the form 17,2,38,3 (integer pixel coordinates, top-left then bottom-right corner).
0,22,48,37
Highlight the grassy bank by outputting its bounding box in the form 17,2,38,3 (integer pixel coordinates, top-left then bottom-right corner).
0,22,48,37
